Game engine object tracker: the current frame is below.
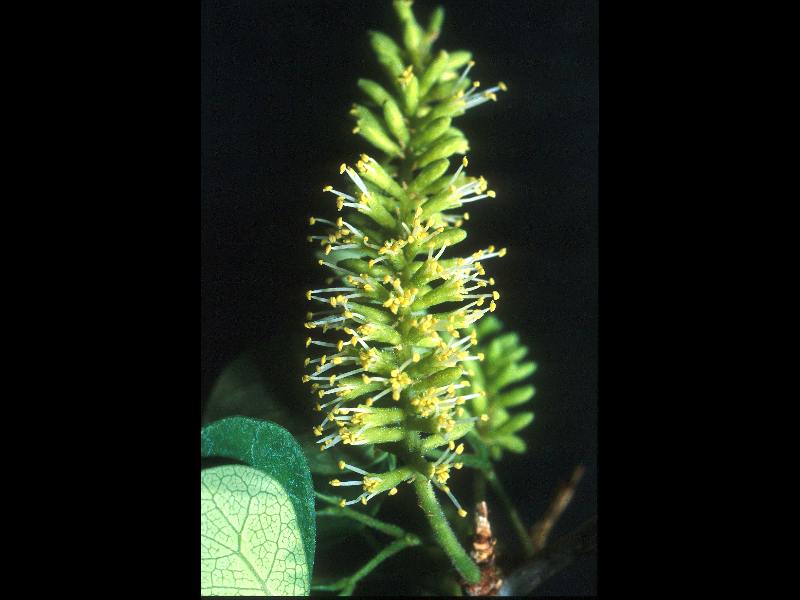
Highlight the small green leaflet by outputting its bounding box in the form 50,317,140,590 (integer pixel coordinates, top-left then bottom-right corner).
202,465,308,595
202,417,316,595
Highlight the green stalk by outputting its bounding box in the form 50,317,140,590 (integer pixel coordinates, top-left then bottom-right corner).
316,507,407,539
312,535,421,596
473,469,487,504
486,467,536,557
413,476,481,584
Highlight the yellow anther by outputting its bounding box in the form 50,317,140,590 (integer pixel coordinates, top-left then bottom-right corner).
336,197,344,211
338,460,346,470
320,355,327,365
362,374,371,384
413,352,421,363
333,357,343,365
498,81,508,91
329,479,341,487
339,163,347,174
337,340,344,352
323,185,333,192
478,352,485,361
489,301,497,312
455,443,464,455
498,247,507,257
480,413,490,422
338,499,346,507
473,80,480,87
389,487,398,496
313,426,323,436
458,508,468,518
308,216,316,225
487,190,496,198
306,337,312,348
454,462,463,470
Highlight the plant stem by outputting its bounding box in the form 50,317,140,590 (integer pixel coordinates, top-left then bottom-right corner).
486,467,536,558
311,534,421,596
498,516,597,596
340,535,421,596
465,434,535,557
473,469,487,504
316,507,407,539
412,476,481,584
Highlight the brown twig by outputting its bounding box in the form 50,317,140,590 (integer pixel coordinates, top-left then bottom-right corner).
463,501,504,596
499,516,597,596
530,465,586,553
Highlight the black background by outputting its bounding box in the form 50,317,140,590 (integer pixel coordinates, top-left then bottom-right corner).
202,0,597,594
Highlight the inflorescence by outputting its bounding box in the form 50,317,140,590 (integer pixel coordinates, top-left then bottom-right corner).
302,0,508,521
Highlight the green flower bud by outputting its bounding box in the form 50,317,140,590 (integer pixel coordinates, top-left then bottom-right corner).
416,135,469,168
419,49,450,98
369,31,405,78
382,95,410,146
410,116,451,153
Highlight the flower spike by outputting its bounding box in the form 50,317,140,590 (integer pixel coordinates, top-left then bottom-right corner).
301,1,514,586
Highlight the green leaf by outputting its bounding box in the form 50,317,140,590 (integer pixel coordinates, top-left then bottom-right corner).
203,349,295,429
202,417,316,580
201,464,310,595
